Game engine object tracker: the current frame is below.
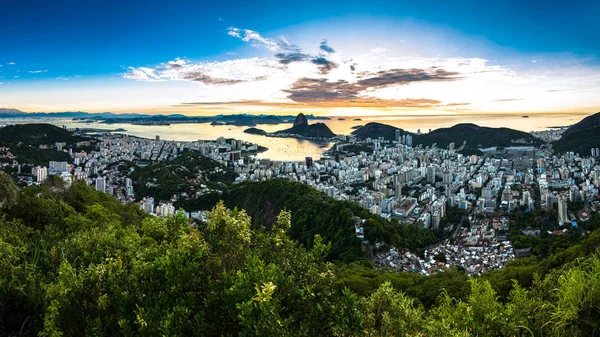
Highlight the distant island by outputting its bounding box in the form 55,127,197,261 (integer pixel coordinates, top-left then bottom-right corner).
337,118,346,120
353,118,362,121
0,108,330,126
243,127,267,135
351,125,363,129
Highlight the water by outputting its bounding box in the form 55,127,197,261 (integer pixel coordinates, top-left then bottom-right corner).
63,112,588,161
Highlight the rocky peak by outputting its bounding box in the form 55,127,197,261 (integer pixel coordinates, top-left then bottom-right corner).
293,113,309,127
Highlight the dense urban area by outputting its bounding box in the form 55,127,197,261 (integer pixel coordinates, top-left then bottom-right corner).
1,117,598,279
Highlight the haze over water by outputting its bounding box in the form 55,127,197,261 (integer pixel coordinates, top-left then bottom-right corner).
64,112,588,161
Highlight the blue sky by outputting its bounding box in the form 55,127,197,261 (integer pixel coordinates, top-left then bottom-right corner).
1,0,600,114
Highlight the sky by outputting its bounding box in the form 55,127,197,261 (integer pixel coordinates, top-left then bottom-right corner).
1,0,600,116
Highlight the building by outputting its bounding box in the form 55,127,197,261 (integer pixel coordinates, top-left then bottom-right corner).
305,156,314,168
34,166,48,182
95,176,106,193
558,196,569,224
426,165,436,184
395,129,402,143
49,161,68,172
156,135,160,141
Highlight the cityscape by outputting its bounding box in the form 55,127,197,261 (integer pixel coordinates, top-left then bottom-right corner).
1,0,600,335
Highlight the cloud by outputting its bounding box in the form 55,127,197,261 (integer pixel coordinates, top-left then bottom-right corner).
226,27,299,52
494,98,524,102
531,59,540,63
7,62,15,65
182,72,262,85
311,56,338,74
319,39,335,53
227,26,339,74
123,67,164,82
275,52,311,64
28,70,48,74
370,47,386,55
55,76,69,81
283,68,461,105
123,57,276,85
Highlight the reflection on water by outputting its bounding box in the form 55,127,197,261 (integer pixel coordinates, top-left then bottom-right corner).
65,112,589,161
65,121,332,162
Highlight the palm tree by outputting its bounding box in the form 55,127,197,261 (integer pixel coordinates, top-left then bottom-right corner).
0,170,17,211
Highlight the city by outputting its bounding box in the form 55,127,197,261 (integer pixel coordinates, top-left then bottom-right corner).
3,123,598,278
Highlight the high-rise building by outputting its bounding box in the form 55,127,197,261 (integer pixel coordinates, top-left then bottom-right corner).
406,135,413,147
449,142,455,151
426,165,436,184
482,187,492,201
95,176,106,193
558,196,569,224
155,135,160,141
35,166,47,182
305,156,313,168
395,129,401,143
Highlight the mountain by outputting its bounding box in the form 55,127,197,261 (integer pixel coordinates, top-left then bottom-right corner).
243,127,266,135
225,116,283,126
0,123,88,146
351,122,411,140
293,113,309,127
415,123,542,149
553,127,600,155
562,111,600,136
0,108,25,116
274,114,335,138
275,122,335,138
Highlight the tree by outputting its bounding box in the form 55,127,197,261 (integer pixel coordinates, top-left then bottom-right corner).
0,170,17,211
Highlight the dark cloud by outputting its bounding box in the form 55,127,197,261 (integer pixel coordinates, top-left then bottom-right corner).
356,68,461,87
283,78,360,102
546,89,565,93
182,72,246,85
350,64,356,71
319,39,335,53
275,52,311,64
311,56,338,74
282,67,462,107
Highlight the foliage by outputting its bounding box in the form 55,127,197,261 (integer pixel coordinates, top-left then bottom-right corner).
0,141,72,166
553,126,600,155
0,123,88,146
1,183,599,336
179,179,439,262
126,150,236,201
0,170,18,210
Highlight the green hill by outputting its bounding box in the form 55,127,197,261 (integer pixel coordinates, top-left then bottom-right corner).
1,180,599,336
351,122,411,140
553,127,600,155
0,123,87,146
125,150,236,201
178,179,439,261
562,111,600,136
414,123,542,149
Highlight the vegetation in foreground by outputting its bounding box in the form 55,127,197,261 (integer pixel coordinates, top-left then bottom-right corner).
0,171,599,336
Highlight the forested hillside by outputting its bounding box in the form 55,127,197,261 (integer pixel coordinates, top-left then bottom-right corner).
120,150,236,201
0,171,599,336
178,179,440,261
